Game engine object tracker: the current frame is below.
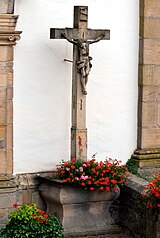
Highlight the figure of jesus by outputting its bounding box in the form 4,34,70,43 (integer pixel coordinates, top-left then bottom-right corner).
62,32,106,95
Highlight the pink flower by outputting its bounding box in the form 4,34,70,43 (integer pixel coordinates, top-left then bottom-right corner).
80,175,88,180
79,167,83,172
66,167,70,171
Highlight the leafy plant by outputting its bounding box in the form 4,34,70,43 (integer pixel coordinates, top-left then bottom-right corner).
126,157,138,175
0,204,64,238
51,155,128,192
141,174,160,209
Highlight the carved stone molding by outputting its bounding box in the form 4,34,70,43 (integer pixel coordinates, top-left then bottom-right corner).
0,14,22,45
0,14,18,30
0,31,22,45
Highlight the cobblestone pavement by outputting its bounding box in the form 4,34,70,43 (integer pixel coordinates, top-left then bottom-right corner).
77,233,132,238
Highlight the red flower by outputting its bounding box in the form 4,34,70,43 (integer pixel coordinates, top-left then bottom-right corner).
155,192,160,197
157,204,160,208
64,162,68,166
111,180,117,184
113,187,118,192
13,203,19,207
106,187,110,192
90,187,95,191
99,187,104,191
44,215,48,219
51,157,128,192
38,209,45,214
92,168,96,173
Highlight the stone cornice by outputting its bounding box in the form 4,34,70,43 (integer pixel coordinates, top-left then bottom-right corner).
0,30,22,45
0,14,22,45
0,14,19,30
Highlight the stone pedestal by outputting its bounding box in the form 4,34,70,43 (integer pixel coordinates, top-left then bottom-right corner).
39,177,121,237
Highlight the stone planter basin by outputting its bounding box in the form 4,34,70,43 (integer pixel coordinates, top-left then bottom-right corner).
39,176,121,237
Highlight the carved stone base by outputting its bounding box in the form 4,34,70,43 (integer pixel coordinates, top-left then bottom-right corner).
132,149,160,168
39,177,122,237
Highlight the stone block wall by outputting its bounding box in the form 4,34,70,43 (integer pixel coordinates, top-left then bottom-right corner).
111,174,160,238
0,173,46,229
132,0,160,167
0,0,21,175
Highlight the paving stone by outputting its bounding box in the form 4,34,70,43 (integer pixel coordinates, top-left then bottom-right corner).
77,233,132,238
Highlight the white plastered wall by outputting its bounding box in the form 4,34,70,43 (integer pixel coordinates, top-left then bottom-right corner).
14,0,139,173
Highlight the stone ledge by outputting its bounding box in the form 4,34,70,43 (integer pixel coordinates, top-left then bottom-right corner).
16,171,51,189
126,173,148,193
0,175,16,190
132,149,160,168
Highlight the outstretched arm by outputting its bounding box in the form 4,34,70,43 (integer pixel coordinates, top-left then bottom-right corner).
61,32,77,45
89,33,106,44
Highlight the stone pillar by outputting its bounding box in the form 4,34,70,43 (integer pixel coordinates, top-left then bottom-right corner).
0,1,21,175
132,0,160,167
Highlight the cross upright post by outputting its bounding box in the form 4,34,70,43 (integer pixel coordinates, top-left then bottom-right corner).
50,6,110,161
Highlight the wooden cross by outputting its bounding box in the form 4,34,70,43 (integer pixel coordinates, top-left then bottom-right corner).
50,6,110,160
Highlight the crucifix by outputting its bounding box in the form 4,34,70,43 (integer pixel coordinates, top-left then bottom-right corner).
50,6,110,160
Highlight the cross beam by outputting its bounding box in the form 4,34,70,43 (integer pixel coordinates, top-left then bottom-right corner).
50,28,110,41
50,6,110,160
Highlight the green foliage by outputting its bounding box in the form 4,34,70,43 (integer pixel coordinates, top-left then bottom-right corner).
0,204,64,238
126,157,138,175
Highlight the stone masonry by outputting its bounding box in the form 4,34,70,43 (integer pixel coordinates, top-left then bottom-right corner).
0,0,21,175
0,173,45,229
132,0,160,167
111,174,160,238
0,0,160,233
